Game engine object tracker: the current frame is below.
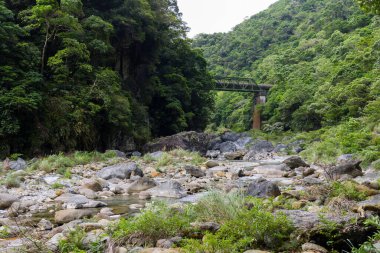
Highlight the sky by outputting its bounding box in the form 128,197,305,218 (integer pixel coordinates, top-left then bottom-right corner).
177,0,279,37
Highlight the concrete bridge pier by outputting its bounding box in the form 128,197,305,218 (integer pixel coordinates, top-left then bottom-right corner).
252,93,267,130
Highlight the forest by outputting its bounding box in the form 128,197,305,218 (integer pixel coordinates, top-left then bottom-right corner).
195,0,380,164
0,0,213,158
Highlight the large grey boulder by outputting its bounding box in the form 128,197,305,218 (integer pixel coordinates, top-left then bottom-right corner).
206,150,220,159
337,154,354,164
224,150,245,160
329,160,363,179
185,165,205,178
97,162,143,180
9,158,27,170
147,180,187,198
144,131,215,155
243,140,274,161
219,141,238,153
234,136,253,149
356,194,380,212
221,132,246,142
127,178,157,193
282,156,309,169
246,178,281,198
55,193,106,209
0,193,18,209
7,200,35,217
82,179,103,192
249,140,274,153
55,209,96,224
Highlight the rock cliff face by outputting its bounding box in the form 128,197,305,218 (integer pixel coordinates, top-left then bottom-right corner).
143,131,216,155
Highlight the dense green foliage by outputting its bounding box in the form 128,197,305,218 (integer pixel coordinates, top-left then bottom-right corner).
195,0,379,163
357,0,380,14
110,192,294,252
0,0,213,158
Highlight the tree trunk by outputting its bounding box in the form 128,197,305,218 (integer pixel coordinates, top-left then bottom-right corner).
41,23,50,74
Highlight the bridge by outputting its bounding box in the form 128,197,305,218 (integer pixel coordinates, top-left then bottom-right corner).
213,76,272,94
209,76,273,129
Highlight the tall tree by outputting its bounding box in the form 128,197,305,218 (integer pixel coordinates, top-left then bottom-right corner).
357,0,380,14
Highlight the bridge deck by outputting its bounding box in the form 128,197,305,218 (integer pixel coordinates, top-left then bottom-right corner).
210,77,272,93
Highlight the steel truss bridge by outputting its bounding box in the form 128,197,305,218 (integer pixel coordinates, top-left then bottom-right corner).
207,76,273,130
209,76,272,94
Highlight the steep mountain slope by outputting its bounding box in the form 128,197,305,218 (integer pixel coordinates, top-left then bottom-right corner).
194,0,380,164
0,0,213,157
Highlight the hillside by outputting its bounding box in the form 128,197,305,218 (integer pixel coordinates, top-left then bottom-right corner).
0,0,213,158
194,0,380,164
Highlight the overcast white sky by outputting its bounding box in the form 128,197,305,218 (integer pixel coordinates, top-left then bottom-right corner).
177,0,278,37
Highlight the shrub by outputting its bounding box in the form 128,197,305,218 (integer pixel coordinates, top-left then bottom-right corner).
58,227,105,253
329,181,368,201
182,198,294,252
169,149,206,165
156,153,173,167
193,190,246,223
111,201,194,246
29,151,117,173
2,174,21,188
51,182,65,189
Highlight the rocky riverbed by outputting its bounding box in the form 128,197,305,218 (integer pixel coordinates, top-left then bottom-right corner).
1,131,380,252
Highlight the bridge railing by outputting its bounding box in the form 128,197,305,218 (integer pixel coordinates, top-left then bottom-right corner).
205,76,272,93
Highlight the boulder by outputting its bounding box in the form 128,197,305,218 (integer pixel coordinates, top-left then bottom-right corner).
208,137,223,150
82,179,103,192
127,178,157,193
301,243,328,253
150,151,164,160
205,160,219,168
224,150,245,160
97,162,143,180
246,178,281,198
303,177,324,185
37,219,53,231
108,150,127,158
248,140,274,153
355,194,380,213
184,165,205,178
147,180,186,198
7,200,35,217
234,136,253,149
221,131,244,142
78,188,97,199
44,175,61,185
273,144,288,153
9,158,27,170
330,160,363,179
254,164,290,177
302,168,316,177
143,131,215,155
219,141,238,153
54,209,96,224
281,210,360,232
55,193,106,209
0,193,18,209
156,237,182,249
283,156,309,169
243,141,274,161
132,151,142,157
205,150,220,159
46,233,65,251
337,154,355,164
190,222,220,232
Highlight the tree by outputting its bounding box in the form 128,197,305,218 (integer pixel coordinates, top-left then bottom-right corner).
21,0,82,73
357,0,380,14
